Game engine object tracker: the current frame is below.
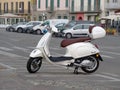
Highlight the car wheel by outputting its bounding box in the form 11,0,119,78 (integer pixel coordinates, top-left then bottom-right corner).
26,29,30,34
17,28,23,33
9,27,14,32
65,33,72,38
36,29,42,35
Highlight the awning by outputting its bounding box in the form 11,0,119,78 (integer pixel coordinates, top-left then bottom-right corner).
100,15,120,20
0,13,24,18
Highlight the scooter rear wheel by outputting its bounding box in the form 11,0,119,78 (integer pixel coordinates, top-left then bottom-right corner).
81,56,99,73
27,57,42,73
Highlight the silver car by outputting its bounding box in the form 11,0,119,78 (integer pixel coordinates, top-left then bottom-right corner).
62,24,94,38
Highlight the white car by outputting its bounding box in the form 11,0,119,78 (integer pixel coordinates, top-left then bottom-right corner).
32,19,69,34
15,21,42,33
62,24,94,38
32,24,47,34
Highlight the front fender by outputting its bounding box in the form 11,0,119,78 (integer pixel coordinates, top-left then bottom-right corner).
97,54,103,61
93,54,103,61
30,49,43,58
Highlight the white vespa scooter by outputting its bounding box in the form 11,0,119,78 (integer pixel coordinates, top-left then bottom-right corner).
27,25,106,74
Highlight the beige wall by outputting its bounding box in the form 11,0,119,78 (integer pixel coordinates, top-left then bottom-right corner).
0,0,31,21
0,0,30,13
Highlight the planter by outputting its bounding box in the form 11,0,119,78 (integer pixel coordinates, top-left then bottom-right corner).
106,28,117,35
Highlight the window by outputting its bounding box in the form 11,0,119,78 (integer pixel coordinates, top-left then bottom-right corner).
39,16,42,21
88,16,91,21
19,2,24,13
115,0,118,2
98,0,101,10
74,25,82,30
83,25,90,29
11,2,14,13
38,0,41,8
57,0,60,8
46,0,48,8
4,3,8,13
33,22,40,26
28,1,31,13
64,16,68,19
50,0,54,11
65,0,68,7
113,0,118,3
26,22,33,25
72,16,75,20
88,0,91,11
81,0,84,11
94,0,100,11
71,0,74,12
0,3,1,14
16,2,18,13
58,16,61,19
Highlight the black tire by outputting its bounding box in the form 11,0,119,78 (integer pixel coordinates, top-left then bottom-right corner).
65,33,72,38
17,28,23,33
26,29,30,34
81,56,99,73
36,29,42,35
27,57,42,73
9,27,14,32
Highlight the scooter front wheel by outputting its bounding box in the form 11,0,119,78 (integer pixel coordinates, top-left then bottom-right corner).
27,57,42,73
81,56,99,73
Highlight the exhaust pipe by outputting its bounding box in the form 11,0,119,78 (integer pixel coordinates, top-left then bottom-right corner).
74,60,92,67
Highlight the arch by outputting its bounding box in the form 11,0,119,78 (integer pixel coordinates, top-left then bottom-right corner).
78,17,83,20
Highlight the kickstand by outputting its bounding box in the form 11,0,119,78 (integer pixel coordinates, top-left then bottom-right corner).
74,67,79,74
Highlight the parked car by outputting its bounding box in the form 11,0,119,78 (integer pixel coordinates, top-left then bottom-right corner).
32,19,69,35
24,26,35,34
62,23,94,38
0,24,10,29
6,22,27,32
15,21,42,33
53,23,67,37
64,20,94,28
24,23,42,34
32,23,46,34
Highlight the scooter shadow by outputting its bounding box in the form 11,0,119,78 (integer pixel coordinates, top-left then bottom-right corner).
37,71,91,76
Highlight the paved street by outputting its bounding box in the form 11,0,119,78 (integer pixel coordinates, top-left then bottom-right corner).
0,29,120,90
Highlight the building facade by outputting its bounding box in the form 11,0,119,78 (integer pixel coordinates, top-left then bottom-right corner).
0,0,31,21
0,0,108,22
33,0,70,21
69,0,101,21
105,0,120,15
35,0,105,22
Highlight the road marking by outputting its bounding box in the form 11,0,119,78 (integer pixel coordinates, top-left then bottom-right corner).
101,54,114,59
101,46,120,49
101,72,119,77
13,46,30,52
95,74,120,81
0,46,114,59
27,80,40,86
101,50,120,56
0,63,16,70
0,50,22,58
28,47,36,49
0,47,13,51
0,50,28,59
